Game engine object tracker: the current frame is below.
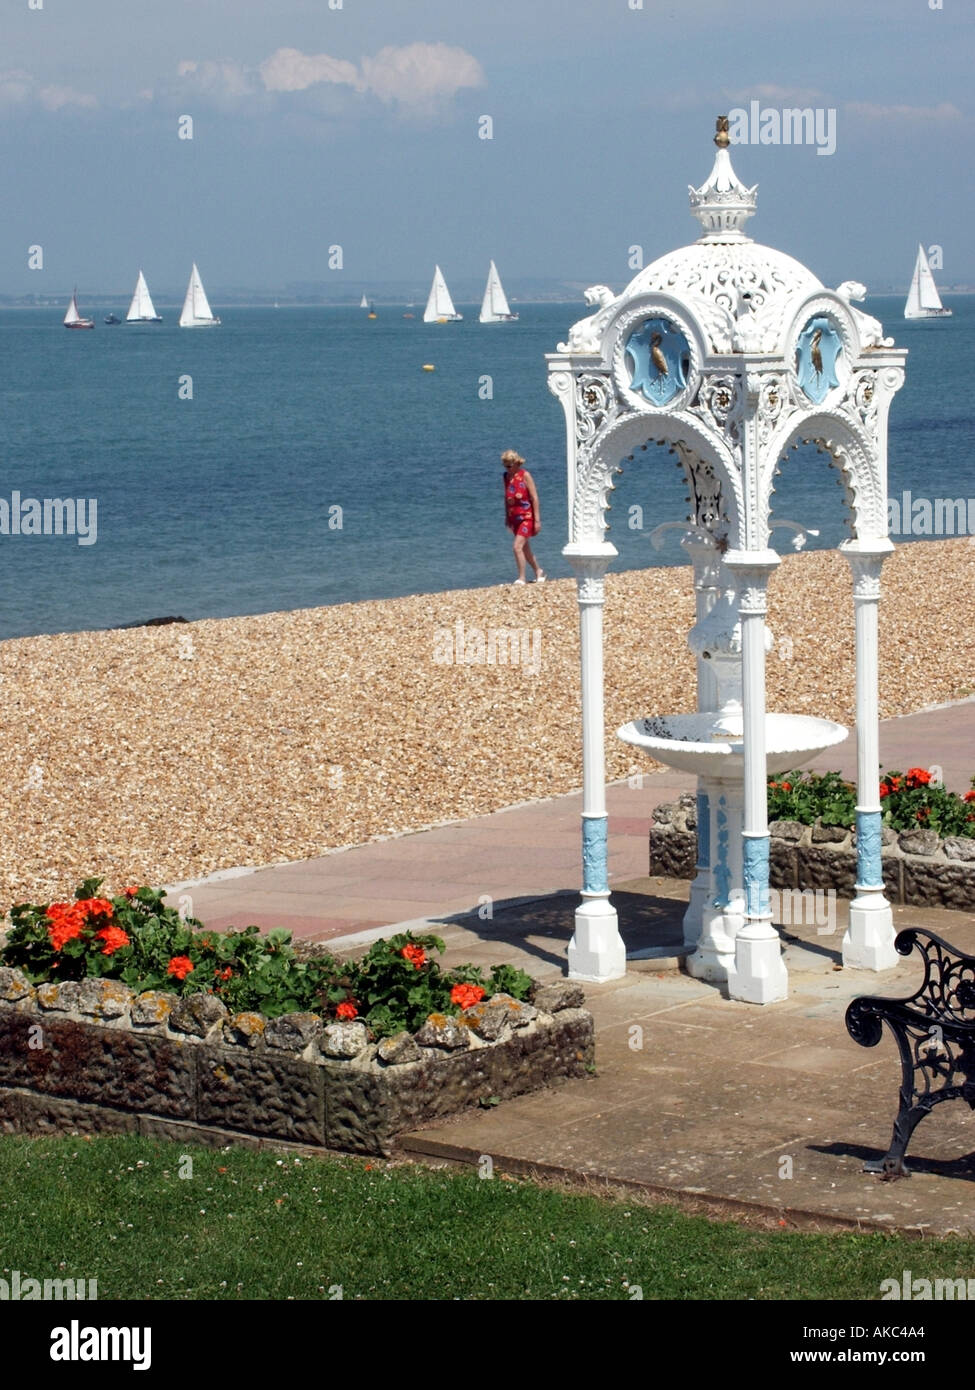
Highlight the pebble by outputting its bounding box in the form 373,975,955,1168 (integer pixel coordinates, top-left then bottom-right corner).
0,541,971,910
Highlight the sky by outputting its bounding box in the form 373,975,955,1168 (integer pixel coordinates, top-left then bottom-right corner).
1,0,970,298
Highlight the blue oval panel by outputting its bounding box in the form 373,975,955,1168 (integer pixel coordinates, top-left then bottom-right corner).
795,316,842,404
625,317,689,406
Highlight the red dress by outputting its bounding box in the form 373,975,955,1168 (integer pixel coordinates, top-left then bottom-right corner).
505,468,536,537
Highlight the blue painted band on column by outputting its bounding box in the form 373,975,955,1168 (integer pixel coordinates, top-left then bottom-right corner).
696,791,710,869
743,834,771,917
713,796,731,906
581,815,609,894
856,809,885,890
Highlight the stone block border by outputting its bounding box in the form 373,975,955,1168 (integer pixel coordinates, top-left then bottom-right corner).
0,973,594,1157
649,795,975,912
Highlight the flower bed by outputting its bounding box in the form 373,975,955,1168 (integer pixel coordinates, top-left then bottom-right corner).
0,883,595,1156
767,768,975,838
649,773,975,913
1,879,536,1034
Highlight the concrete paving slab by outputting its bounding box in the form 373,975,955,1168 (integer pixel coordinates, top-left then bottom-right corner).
153,698,975,1233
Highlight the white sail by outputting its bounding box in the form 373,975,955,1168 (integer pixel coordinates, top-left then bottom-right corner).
64,289,93,328
905,244,951,319
479,261,516,322
126,270,161,322
360,294,369,308
179,264,219,327
423,265,462,322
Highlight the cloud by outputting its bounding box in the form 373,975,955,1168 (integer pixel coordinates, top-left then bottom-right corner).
259,48,360,95
160,41,483,120
256,41,484,115
0,69,97,110
38,85,98,112
844,101,962,121
0,69,34,104
723,84,828,105
176,58,256,100
358,42,485,112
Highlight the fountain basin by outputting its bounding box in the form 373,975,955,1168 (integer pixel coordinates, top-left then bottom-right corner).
618,712,848,778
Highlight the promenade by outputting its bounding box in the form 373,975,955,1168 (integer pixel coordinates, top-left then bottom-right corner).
169,699,975,1234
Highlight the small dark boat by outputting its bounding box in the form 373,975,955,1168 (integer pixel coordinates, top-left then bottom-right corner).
104,313,121,325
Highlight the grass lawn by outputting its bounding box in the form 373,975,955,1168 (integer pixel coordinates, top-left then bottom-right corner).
1,1133,973,1301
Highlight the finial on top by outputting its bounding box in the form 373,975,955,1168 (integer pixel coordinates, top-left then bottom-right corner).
688,124,758,242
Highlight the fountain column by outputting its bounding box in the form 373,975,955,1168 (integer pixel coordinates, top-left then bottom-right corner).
840,539,897,970
724,550,788,1004
681,534,722,950
565,542,626,981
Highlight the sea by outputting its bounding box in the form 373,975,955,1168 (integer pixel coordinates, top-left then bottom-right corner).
0,297,971,641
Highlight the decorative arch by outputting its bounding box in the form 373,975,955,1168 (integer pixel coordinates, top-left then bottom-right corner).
572,409,743,546
767,438,857,544
762,410,884,541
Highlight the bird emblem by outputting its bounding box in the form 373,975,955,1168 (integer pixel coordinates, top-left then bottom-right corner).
810,328,824,377
626,319,687,403
650,332,669,378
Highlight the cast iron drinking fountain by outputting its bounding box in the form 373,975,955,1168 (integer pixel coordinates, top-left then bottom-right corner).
546,117,907,1000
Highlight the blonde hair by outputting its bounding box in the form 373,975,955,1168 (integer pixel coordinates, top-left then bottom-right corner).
501,450,525,466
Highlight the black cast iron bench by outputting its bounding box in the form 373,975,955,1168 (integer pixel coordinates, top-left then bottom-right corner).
846,927,975,1178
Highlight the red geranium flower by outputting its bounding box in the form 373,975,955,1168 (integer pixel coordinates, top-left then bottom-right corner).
95,925,130,956
964,790,975,804
400,944,426,970
47,907,85,952
906,767,932,789
879,783,890,799
213,966,233,981
123,885,141,898
335,1001,358,1020
781,782,792,792
451,983,486,1009
167,955,194,981
76,897,114,921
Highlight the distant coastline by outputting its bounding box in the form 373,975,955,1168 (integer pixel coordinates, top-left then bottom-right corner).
4,291,975,310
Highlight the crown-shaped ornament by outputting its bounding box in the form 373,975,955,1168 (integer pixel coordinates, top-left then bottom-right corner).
688,117,758,242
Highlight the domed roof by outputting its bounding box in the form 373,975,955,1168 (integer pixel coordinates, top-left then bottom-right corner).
557,122,890,358
621,136,823,354
624,238,824,355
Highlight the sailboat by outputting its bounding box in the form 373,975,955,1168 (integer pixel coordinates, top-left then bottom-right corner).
904,244,952,320
423,266,462,322
360,294,369,309
479,261,518,323
179,263,220,328
64,290,95,330
126,270,162,323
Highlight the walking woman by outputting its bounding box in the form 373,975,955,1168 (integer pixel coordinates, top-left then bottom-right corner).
502,449,545,585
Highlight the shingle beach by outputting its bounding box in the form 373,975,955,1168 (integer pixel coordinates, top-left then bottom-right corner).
2,537,972,910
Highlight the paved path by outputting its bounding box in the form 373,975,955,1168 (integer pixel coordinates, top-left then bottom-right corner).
403,886,975,1236
167,697,975,1234
176,697,975,944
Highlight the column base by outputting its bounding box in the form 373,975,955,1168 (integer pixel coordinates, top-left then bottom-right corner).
686,901,738,982
567,894,626,983
842,889,897,971
727,920,788,1004
682,870,711,951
